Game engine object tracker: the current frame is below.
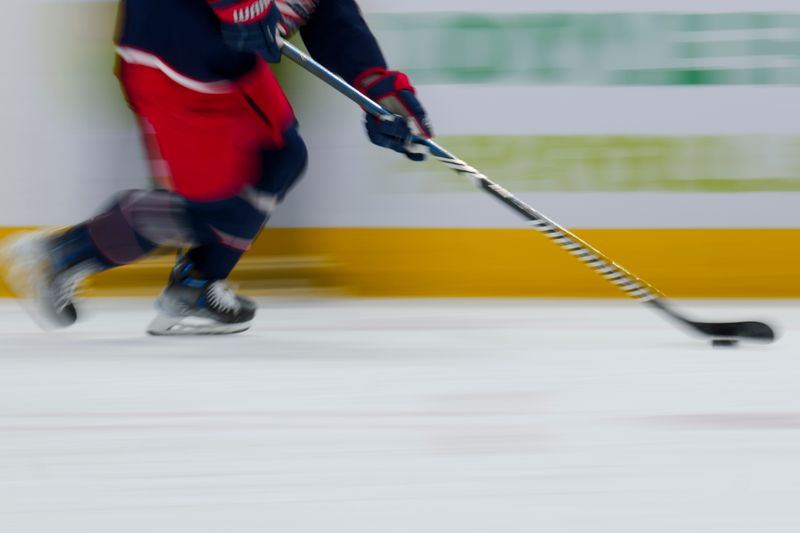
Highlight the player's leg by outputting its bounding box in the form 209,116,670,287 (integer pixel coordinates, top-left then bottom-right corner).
137,58,304,335
0,183,279,332
150,126,308,335
0,161,307,333
1,57,298,332
184,126,308,279
147,195,266,336
0,189,227,329
0,189,177,328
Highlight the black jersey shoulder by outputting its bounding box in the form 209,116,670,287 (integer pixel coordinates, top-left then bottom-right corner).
117,0,257,81
117,0,386,83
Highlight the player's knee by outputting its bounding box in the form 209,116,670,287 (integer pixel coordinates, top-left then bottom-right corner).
86,190,188,264
112,190,190,245
283,126,309,183
257,126,308,201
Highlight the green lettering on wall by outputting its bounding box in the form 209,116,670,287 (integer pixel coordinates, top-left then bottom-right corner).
383,136,800,193
368,13,800,85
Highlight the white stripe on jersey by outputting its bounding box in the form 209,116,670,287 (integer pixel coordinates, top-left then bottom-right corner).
116,46,235,95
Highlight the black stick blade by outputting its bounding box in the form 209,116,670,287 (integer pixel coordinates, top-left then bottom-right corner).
646,299,777,343
687,320,776,342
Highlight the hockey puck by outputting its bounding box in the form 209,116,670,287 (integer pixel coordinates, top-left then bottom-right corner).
712,339,739,348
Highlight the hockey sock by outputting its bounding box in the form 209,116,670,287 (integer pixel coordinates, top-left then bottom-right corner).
49,224,117,274
184,195,268,280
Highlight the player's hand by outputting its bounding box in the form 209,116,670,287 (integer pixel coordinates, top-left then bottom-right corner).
364,115,423,161
211,0,318,62
356,68,433,161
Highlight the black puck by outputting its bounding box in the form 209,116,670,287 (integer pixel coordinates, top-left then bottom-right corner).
712,339,739,348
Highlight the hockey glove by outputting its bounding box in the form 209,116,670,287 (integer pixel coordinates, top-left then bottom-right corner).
210,0,318,62
356,68,433,162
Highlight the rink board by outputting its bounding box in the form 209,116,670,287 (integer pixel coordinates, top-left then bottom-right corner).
1,2,798,299
1,227,796,298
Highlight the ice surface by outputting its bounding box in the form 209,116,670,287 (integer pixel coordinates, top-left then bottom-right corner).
0,298,798,533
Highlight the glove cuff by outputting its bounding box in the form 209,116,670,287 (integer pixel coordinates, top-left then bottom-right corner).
354,68,416,97
354,67,385,88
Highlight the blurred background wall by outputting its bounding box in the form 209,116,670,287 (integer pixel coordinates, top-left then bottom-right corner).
1,0,799,297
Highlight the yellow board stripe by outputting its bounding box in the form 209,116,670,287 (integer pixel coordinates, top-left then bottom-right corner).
1,227,797,298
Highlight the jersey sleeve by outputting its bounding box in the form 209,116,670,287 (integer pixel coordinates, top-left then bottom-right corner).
299,0,387,85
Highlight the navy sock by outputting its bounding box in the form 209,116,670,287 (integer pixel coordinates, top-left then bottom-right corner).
49,224,116,273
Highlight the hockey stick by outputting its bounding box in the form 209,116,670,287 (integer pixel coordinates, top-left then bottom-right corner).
281,42,776,344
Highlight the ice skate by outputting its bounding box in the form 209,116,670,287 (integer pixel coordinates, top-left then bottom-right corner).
0,231,95,330
147,258,257,336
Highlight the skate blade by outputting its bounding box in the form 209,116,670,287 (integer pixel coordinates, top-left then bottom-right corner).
147,313,252,336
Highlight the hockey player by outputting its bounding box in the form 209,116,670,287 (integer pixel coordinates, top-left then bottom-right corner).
1,0,432,335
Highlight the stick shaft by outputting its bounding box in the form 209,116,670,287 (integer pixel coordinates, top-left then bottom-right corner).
281,42,661,302
281,43,391,119
280,42,779,343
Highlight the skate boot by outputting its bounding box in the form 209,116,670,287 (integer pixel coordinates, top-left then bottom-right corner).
0,231,98,329
147,257,256,336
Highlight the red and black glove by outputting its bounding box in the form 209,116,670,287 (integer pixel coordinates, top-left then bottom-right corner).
356,68,433,161
209,0,318,62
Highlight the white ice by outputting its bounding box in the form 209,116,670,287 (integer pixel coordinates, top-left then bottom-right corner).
0,298,798,533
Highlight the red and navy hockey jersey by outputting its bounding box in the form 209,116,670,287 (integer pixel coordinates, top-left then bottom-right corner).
116,0,387,84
